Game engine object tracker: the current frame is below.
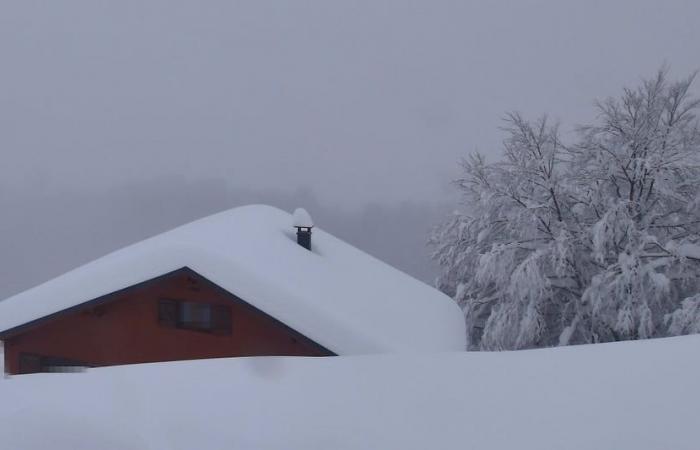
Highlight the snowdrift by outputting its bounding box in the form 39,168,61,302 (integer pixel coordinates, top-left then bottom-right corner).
1,336,697,450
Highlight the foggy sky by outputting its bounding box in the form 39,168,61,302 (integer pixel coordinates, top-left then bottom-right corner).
1,1,699,297
0,179,448,298
2,1,698,206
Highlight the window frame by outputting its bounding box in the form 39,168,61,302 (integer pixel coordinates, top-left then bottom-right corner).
158,298,232,335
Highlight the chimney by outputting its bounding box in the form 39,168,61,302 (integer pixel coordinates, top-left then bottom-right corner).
293,208,314,251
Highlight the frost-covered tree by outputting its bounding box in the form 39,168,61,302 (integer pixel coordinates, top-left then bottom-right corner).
431,70,700,350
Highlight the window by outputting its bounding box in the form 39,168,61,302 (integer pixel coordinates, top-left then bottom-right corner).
180,302,212,330
158,299,232,334
18,353,41,374
19,353,89,374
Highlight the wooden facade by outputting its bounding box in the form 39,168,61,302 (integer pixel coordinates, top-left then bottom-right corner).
1,268,333,375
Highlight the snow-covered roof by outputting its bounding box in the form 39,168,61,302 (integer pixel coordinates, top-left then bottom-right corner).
0,205,465,354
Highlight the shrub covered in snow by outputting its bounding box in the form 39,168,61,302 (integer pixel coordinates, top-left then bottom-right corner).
431,70,700,350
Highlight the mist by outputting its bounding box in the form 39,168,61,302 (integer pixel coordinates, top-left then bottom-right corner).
0,180,448,298
1,1,699,297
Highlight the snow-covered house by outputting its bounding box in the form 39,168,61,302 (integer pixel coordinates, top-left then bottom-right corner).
0,205,465,374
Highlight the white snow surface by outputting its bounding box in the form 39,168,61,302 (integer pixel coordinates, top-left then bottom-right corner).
0,336,698,450
677,242,700,259
292,207,314,228
0,205,465,354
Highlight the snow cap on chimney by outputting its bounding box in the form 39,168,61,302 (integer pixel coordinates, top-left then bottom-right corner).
293,208,314,228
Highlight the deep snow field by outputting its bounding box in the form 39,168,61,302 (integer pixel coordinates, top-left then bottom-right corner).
0,335,697,450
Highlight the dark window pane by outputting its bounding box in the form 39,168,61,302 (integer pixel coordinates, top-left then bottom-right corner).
159,299,232,334
19,353,41,374
158,299,178,327
179,302,213,331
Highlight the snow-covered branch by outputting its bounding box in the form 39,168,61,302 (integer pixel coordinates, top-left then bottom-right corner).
432,69,700,349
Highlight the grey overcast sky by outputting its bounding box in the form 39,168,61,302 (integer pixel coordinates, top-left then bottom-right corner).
1,1,698,208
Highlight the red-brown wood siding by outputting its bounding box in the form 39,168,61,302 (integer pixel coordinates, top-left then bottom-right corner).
3,269,332,374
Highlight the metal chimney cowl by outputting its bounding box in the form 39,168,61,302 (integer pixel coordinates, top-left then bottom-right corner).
292,208,313,251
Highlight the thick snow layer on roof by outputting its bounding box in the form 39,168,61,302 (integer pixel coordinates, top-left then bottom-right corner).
292,207,314,228
0,205,464,354
0,336,698,450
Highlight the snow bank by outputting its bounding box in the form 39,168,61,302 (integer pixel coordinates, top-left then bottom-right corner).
1,336,698,450
0,205,465,354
